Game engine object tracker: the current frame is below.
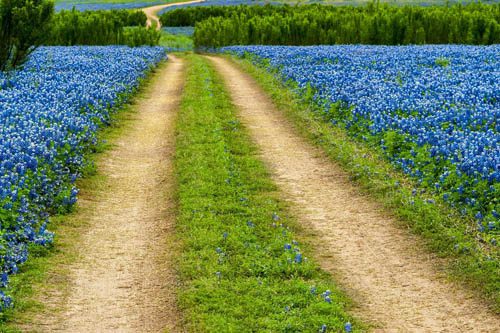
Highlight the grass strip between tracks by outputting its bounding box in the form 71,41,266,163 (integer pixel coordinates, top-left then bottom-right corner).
174,54,360,332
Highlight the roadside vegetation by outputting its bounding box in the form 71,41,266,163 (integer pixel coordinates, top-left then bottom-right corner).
47,9,160,46
0,58,169,329
159,2,500,47
174,54,359,331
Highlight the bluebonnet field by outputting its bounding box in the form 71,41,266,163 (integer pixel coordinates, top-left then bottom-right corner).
55,0,273,12
54,0,500,12
0,46,165,309
222,45,500,245
156,0,500,15
55,0,166,11
158,0,278,15
162,26,195,36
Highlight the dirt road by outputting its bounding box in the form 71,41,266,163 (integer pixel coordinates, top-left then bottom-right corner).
33,56,185,332
143,0,205,30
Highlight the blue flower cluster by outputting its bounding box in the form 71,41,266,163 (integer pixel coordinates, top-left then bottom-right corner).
158,0,280,15
55,0,273,12
0,46,166,309
55,0,166,11
162,26,195,36
222,45,500,236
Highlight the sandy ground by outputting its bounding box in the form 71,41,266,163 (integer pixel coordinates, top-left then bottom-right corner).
207,55,500,332
143,0,206,30
30,56,186,332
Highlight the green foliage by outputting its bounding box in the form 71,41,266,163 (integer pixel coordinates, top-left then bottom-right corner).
159,2,500,47
159,30,193,50
0,0,54,70
175,55,360,331
121,26,160,47
46,9,158,46
435,56,451,67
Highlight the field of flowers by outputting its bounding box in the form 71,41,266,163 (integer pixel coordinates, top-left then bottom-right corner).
0,46,165,309
157,0,276,15
55,0,273,12
55,0,166,11
54,0,486,12
222,45,500,247
162,26,195,36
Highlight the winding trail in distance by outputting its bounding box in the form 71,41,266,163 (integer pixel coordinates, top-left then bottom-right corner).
207,55,500,332
29,56,186,332
143,0,206,30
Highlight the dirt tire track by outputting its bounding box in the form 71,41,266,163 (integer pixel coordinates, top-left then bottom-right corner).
207,55,500,332
32,56,185,332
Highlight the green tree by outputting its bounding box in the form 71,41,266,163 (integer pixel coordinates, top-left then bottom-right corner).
0,0,53,71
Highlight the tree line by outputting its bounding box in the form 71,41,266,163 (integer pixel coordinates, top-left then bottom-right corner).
46,9,159,47
0,0,158,71
159,2,500,47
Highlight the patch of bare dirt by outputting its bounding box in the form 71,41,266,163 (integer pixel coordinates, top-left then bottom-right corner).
207,55,500,332
30,56,185,332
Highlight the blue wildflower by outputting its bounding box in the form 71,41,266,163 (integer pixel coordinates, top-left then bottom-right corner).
294,253,303,263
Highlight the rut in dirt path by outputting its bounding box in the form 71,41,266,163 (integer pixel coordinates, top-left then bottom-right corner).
36,56,185,333
207,56,500,332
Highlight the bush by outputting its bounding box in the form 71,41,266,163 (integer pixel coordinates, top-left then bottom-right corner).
121,27,161,47
47,9,157,47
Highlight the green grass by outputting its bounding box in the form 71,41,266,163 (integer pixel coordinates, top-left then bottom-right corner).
0,61,168,332
159,30,193,50
174,54,362,332
229,55,500,312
